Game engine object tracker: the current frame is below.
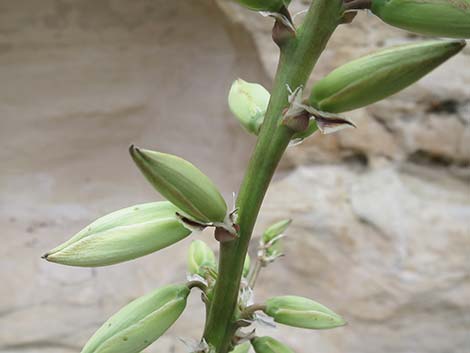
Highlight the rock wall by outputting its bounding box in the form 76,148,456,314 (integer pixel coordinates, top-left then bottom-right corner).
1,1,469,353
0,1,260,352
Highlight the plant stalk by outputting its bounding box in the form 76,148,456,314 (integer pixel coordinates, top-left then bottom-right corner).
247,258,263,289
203,2,344,352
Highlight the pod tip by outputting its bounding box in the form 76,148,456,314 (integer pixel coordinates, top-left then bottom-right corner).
450,39,467,49
129,144,142,157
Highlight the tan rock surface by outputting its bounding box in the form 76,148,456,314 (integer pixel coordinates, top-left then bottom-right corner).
256,164,470,353
0,1,258,352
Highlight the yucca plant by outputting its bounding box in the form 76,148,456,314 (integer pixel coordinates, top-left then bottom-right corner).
43,1,468,352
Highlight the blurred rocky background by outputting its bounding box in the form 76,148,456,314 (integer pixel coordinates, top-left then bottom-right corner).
0,1,469,352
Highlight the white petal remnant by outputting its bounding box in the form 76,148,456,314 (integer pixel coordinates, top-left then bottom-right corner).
260,11,296,32
179,337,210,353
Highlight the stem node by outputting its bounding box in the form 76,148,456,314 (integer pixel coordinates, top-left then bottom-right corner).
272,8,296,49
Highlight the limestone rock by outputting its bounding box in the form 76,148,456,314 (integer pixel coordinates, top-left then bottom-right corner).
256,165,470,353
0,0,257,352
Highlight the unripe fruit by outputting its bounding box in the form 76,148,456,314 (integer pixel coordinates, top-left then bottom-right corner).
228,79,270,135
234,0,291,12
262,219,291,244
243,254,251,277
252,336,295,353
187,240,217,276
231,342,251,353
264,296,345,329
130,146,227,224
262,219,291,257
81,284,190,353
371,0,470,39
227,81,321,140
43,202,191,267
309,40,466,113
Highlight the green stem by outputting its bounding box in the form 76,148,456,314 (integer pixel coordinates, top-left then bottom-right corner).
247,258,263,289
239,303,267,321
203,2,344,352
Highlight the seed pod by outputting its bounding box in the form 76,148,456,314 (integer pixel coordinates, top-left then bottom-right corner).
262,219,291,258
264,296,345,329
43,202,191,267
262,219,292,244
231,342,251,353
371,0,470,39
234,0,291,12
130,145,227,224
81,284,190,353
228,81,318,141
309,40,466,113
243,254,251,277
187,240,217,276
228,79,270,135
252,336,295,353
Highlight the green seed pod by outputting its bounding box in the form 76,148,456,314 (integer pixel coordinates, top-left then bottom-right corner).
228,79,270,135
228,81,318,141
371,0,470,39
187,240,217,276
81,284,190,353
234,0,291,12
243,254,251,277
262,219,292,244
252,337,295,353
43,202,191,267
262,219,291,258
309,40,466,113
130,145,227,224
264,296,346,329
231,342,251,353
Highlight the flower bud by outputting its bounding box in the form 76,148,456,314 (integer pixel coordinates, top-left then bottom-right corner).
234,0,291,12
43,202,191,267
130,145,227,224
252,336,295,353
309,40,466,113
371,0,470,39
243,254,251,277
231,342,251,353
264,296,345,329
228,79,270,135
187,240,217,276
81,284,190,353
